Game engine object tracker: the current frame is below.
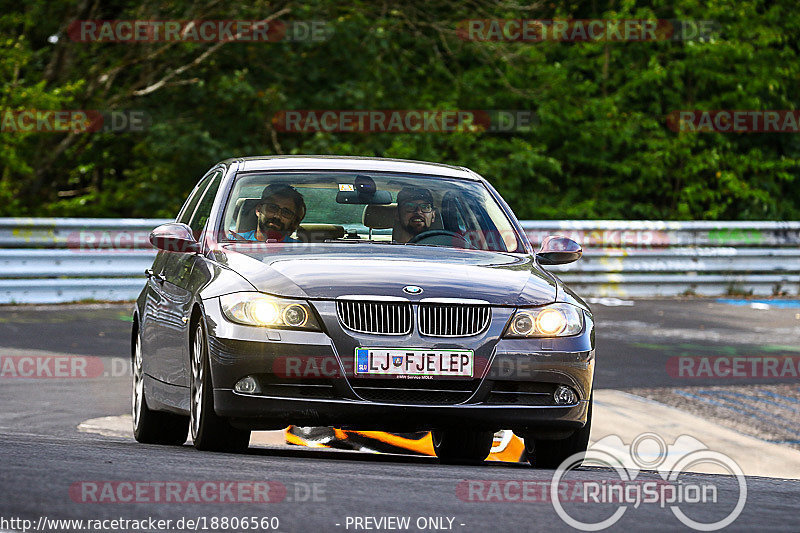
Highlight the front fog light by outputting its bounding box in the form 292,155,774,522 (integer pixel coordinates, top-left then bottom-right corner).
234,376,261,394
554,386,578,405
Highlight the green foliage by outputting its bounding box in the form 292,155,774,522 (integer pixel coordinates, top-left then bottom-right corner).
0,0,798,220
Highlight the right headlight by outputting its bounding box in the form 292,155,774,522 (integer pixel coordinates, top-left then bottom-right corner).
504,303,584,338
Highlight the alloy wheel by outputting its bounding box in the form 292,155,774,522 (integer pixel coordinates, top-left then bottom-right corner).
132,334,144,429
190,325,204,439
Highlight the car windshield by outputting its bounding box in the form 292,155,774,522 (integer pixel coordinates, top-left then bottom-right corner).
220,171,523,253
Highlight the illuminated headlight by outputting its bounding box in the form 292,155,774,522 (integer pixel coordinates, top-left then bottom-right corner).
220,293,321,330
505,303,584,338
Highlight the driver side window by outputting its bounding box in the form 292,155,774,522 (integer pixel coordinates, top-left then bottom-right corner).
177,171,215,225
187,170,223,235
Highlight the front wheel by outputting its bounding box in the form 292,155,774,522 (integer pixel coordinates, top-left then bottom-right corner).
132,329,189,445
524,394,593,469
190,320,251,453
432,429,494,465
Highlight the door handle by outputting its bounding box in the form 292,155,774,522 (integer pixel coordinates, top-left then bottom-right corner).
145,269,165,283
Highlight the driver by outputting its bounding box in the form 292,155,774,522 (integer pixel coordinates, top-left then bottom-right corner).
393,186,436,243
236,184,306,242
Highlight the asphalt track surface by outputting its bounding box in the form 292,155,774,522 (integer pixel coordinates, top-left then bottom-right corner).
1,300,799,532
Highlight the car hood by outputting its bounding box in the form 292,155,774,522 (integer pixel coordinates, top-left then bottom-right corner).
213,243,557,306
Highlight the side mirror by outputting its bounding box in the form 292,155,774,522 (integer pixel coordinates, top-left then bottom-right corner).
149,222,200,253
536,235,582,265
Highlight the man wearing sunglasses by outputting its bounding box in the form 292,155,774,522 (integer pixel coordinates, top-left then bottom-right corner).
238,184,306,242
393,186,436,243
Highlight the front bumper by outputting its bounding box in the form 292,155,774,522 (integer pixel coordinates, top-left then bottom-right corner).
217,391,590,433
203,298,595,434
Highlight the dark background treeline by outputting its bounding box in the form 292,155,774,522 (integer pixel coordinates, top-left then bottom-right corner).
1,0,798,220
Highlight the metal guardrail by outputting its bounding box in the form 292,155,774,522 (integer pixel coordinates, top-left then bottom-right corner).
0,218,169,303
0,218,797,303
522,220,800,297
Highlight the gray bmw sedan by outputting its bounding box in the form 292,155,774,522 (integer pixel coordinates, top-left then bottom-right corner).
132,156,594,467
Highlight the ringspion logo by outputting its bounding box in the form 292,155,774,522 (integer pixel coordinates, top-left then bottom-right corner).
551,433,746,531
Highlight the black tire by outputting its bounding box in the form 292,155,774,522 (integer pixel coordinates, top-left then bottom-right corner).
190,320,251,453
525,394,592,469
132,328,189,445
432,429,494,465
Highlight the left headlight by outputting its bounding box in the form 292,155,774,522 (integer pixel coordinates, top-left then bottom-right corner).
219,292,322,331
504,303,584,338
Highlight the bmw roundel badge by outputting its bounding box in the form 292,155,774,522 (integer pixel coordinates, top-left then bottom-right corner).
403,285,423,295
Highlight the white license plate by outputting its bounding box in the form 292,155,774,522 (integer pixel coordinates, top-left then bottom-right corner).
355,348,473,377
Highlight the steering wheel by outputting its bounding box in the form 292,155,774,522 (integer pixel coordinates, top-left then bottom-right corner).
407,229,475,249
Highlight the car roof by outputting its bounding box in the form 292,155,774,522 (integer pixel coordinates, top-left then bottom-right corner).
227,155,483,181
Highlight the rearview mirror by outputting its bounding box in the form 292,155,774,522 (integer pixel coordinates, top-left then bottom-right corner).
536,235,582,265
149,222,201,253
336,189,393,205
